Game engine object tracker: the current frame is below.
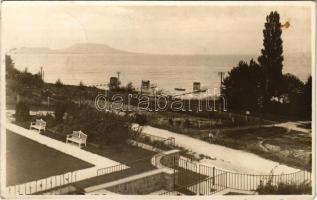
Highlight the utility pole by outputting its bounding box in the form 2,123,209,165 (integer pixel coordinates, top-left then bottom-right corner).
40,66,45,81
117,71,121,88
117,71,120,81
217,72,225,95
217,72,225,112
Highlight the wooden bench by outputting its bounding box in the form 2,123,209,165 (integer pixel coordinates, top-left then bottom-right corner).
66,130,87,148
30,119,46,132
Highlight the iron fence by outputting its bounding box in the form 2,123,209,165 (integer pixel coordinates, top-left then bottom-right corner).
131,131,175,150
96,155,156,179
96,164,128,176
161,157,312,195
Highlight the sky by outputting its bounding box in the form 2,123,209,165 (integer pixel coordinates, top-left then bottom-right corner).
2,2,313,55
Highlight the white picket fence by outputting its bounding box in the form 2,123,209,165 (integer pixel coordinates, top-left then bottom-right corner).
5,171,76,195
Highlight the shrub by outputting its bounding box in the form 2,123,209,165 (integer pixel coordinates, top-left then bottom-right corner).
54,102,68,122
135,114,148,126
105,123,130,144
256,179,312,195
15,101,30,122
56,78,63,87
152,140,161,148
130,131,139,140
6,55,19,79
143,136,151,144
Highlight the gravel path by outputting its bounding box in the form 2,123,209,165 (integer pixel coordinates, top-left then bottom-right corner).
140,125,300,175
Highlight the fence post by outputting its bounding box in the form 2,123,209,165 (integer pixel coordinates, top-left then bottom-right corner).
173,155,176,191
212,167,215,185
225,172,228,188
197,164,200,195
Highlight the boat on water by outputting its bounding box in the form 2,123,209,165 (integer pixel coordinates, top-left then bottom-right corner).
174,88,186,91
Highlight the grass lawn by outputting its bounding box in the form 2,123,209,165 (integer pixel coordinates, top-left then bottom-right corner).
42,127,157,164
72,144,157,191
39,128,158,192
6,130,94,186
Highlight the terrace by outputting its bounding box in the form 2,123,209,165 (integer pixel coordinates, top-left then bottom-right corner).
6,130,93,186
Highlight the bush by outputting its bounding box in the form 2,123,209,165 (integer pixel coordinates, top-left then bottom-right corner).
15,101,30,122
256,179,312,195
54,102,68,122
105,123,130,144
135,114,148,126
143,136,151,144
6,55,19,79
52,105,131,145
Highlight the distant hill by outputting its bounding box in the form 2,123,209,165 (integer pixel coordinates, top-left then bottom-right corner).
55,43,136,55
10,43,259,69
12,43,139,55
13,47,52,54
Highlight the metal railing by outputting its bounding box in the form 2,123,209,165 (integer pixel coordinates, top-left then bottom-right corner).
160,157,312,195
96,164,128,176
96,155,156,177
131,131,175,150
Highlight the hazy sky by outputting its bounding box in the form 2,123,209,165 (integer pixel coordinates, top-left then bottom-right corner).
2,2,313,55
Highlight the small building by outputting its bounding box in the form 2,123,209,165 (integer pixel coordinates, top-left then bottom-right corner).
193,82,201,92
109,77,119,90
141,80,151,94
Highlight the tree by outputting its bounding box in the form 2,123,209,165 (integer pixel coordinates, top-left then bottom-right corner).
280,73,305,117
78,81,86,105
258,11,284,101
56,78,63,88
54,102,67,122
5,55,19,79
15,101,30,122
79,81,85,90
303,76,312,119
126,82,135,93
133,113,148,137
222,59,264,112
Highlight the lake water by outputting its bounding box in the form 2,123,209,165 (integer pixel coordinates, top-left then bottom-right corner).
10,53,311,93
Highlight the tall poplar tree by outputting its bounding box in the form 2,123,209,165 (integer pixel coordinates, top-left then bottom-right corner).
258,11,284,102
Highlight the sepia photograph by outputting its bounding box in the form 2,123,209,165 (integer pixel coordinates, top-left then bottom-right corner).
0,1,315,198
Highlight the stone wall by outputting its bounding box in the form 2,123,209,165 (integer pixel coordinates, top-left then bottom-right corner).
106,169,167,194
160,150,180,168
86,150,180,195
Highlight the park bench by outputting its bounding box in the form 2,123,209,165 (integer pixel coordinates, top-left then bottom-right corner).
30,119,46,132
66,130,87,148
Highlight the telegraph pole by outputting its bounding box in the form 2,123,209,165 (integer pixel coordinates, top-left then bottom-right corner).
217,72,225,94
217,72,225,113
117,71,120,81
40,66,43,80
